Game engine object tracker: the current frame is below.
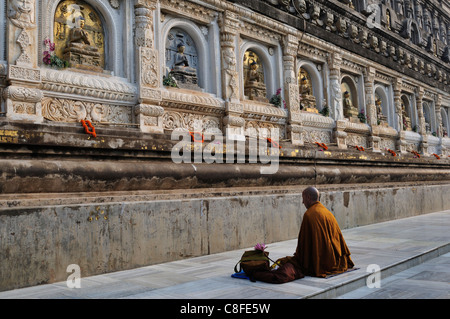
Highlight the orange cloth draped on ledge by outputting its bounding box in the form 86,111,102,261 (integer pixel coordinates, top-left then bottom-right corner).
252,201,354,283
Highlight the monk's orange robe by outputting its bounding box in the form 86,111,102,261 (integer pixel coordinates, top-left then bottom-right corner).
292,201,354,277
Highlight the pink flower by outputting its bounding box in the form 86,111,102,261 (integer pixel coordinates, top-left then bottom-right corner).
49,42,55,51
254,243,267,251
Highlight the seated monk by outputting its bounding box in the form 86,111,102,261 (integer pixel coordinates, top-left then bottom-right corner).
251,186,354,283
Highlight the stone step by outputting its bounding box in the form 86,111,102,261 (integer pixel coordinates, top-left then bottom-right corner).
307,242,450,299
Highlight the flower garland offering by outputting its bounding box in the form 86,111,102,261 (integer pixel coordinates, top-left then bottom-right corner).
267,138,282,149
387,148,397,157
355,145,365,151
432,153,440,159
254,243,267,251
411,150,420,158
315,142,328,151
81,120,97,138
189,131,204,143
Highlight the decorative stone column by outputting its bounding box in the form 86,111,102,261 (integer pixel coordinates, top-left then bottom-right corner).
435,94,444,154
415,87,428,154
435,94,443,138
364,66,381,151
393,78,403,132
328,52,347,149
134,0,164,134
5,0,43,123
283,34,302,145
219,10,244,137
393,78,407,153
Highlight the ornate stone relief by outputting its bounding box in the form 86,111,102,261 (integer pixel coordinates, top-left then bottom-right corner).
8,0,36,67
346,133,368,148
160,0,217,25
301,129,331,144
41,97,133,124
161,90,224,115
245,120,285,139
162,110,221,133
380,138,397,151
41,69,137,102
140,47,159,88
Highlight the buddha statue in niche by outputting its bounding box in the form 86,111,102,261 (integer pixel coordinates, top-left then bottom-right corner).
401,102,412,131
376,98,388,126
55,1,105,72
298,68,317,112
244,51,268,103
166,30,200,91
63,16,102,72
343,90,358,120
170,41,199,90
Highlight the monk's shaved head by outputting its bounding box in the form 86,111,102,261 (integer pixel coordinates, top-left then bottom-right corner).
302,187,320,208
303,186,319,201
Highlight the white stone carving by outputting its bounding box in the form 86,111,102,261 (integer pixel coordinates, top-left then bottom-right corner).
41,97,133,124
41,69,137,102
162,110,221,132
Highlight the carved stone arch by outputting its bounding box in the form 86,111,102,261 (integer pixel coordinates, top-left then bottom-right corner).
42,0,120,75
410,20,421,45
161,17,210,93
374,84,391,124
400,93,419,131
401,94,411,116
240,41,276,102
297,60,324,110
401,18,421,45
340,75,358,108
422,101,436,134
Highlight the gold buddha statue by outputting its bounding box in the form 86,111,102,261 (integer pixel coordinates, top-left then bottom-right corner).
401,103,412,131
244,58,268,103
63,17,102,72
376,98,388,126
343,91,359,119
299,75,317,112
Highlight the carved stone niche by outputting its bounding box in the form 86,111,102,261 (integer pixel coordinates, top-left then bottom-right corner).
3,85,43,123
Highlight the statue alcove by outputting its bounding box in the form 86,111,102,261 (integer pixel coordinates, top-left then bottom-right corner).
341,76,359,121
53,0,106,72
243,49,269,103
165,28,200,91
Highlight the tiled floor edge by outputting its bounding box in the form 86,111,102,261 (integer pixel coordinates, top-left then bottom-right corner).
304,242,450,299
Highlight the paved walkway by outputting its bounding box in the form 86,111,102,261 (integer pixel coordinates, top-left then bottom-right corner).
0,210,449,300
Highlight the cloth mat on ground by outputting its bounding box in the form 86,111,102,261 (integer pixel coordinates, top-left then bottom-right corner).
231,270,250,280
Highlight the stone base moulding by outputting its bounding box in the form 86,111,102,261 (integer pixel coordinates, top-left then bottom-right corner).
3,86,43,123
134,103,165,133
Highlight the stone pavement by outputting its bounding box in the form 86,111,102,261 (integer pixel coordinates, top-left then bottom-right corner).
0,210,449,300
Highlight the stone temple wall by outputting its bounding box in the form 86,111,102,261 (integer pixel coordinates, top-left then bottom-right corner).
0,0,450,290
